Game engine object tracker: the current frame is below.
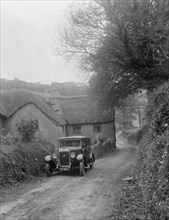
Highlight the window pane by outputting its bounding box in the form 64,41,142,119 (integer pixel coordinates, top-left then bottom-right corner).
93,124,102,133
73,126,81,134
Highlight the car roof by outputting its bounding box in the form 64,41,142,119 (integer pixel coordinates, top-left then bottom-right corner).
58,136,90,141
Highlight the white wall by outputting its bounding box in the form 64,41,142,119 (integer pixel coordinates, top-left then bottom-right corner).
7,103,63,147
66,121,115,145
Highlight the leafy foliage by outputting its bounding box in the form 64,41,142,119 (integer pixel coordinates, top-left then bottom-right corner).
57,0,169,107
111,167,146,220
135,82,169,219
112,82,169,219
145,82,169,134
16,115,38,142
152,103,169,135
0,136,54,186
136,131,169,219
136,124,149,143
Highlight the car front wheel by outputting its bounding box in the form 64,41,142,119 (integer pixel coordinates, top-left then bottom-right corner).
45,163,52,177
90,163,94,169
79,160,85,176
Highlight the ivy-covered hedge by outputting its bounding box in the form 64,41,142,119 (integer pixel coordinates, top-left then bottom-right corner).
0,135,55,186
136,82,169,219
136,124,149,144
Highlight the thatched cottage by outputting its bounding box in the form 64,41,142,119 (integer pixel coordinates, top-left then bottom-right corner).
0,90,116,146
50,94,116,145
0,90,66,145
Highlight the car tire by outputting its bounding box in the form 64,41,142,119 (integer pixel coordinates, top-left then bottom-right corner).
90,163,94,169
79,160,85,176
45,163,52,177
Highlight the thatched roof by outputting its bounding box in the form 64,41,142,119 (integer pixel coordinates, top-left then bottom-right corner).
60,96,114,125
0,90,66,126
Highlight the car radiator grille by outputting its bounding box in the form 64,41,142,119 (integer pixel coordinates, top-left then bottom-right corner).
60,151,70,166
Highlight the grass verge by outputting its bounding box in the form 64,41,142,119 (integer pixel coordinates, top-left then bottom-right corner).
110,165,147,220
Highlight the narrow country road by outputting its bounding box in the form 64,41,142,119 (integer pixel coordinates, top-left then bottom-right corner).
0,143,136,220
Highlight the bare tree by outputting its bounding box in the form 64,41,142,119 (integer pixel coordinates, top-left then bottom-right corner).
56,0,169,107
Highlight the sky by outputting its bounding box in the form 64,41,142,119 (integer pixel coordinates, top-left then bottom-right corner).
1,0,85,84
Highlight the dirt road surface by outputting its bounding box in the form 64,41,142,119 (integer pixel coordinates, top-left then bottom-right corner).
0,144,136,220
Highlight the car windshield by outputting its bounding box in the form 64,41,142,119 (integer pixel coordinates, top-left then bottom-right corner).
60,140,81,147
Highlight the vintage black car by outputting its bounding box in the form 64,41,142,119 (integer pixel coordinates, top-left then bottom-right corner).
44,136,95,177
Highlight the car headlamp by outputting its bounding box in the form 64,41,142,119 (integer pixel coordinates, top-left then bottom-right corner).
70,152,76,158
45,155,51,162
76,154,83,161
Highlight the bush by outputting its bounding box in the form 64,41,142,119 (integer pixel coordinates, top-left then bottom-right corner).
127,132,137,144
136,125,149,144
0,138,55,186
0,133,18,146
16,115,38,142
145,82,169,135
136,131,169,219
135,82,169,219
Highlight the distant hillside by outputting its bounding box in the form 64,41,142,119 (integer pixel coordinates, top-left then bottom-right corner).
0,78,88,96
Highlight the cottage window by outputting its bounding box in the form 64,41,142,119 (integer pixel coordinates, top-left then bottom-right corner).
73,126,81,134
93,124,102,133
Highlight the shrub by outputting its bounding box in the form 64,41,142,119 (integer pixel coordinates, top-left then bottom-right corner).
136,124,149,144
0,133,18,146
16,115,38,142
0,137,55,186
135,82,169,219
136,131,169,219
152,102,169,135
145,82,169,134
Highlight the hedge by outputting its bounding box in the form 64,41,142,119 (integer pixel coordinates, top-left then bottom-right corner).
135,82,169,219
0,136,55,186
